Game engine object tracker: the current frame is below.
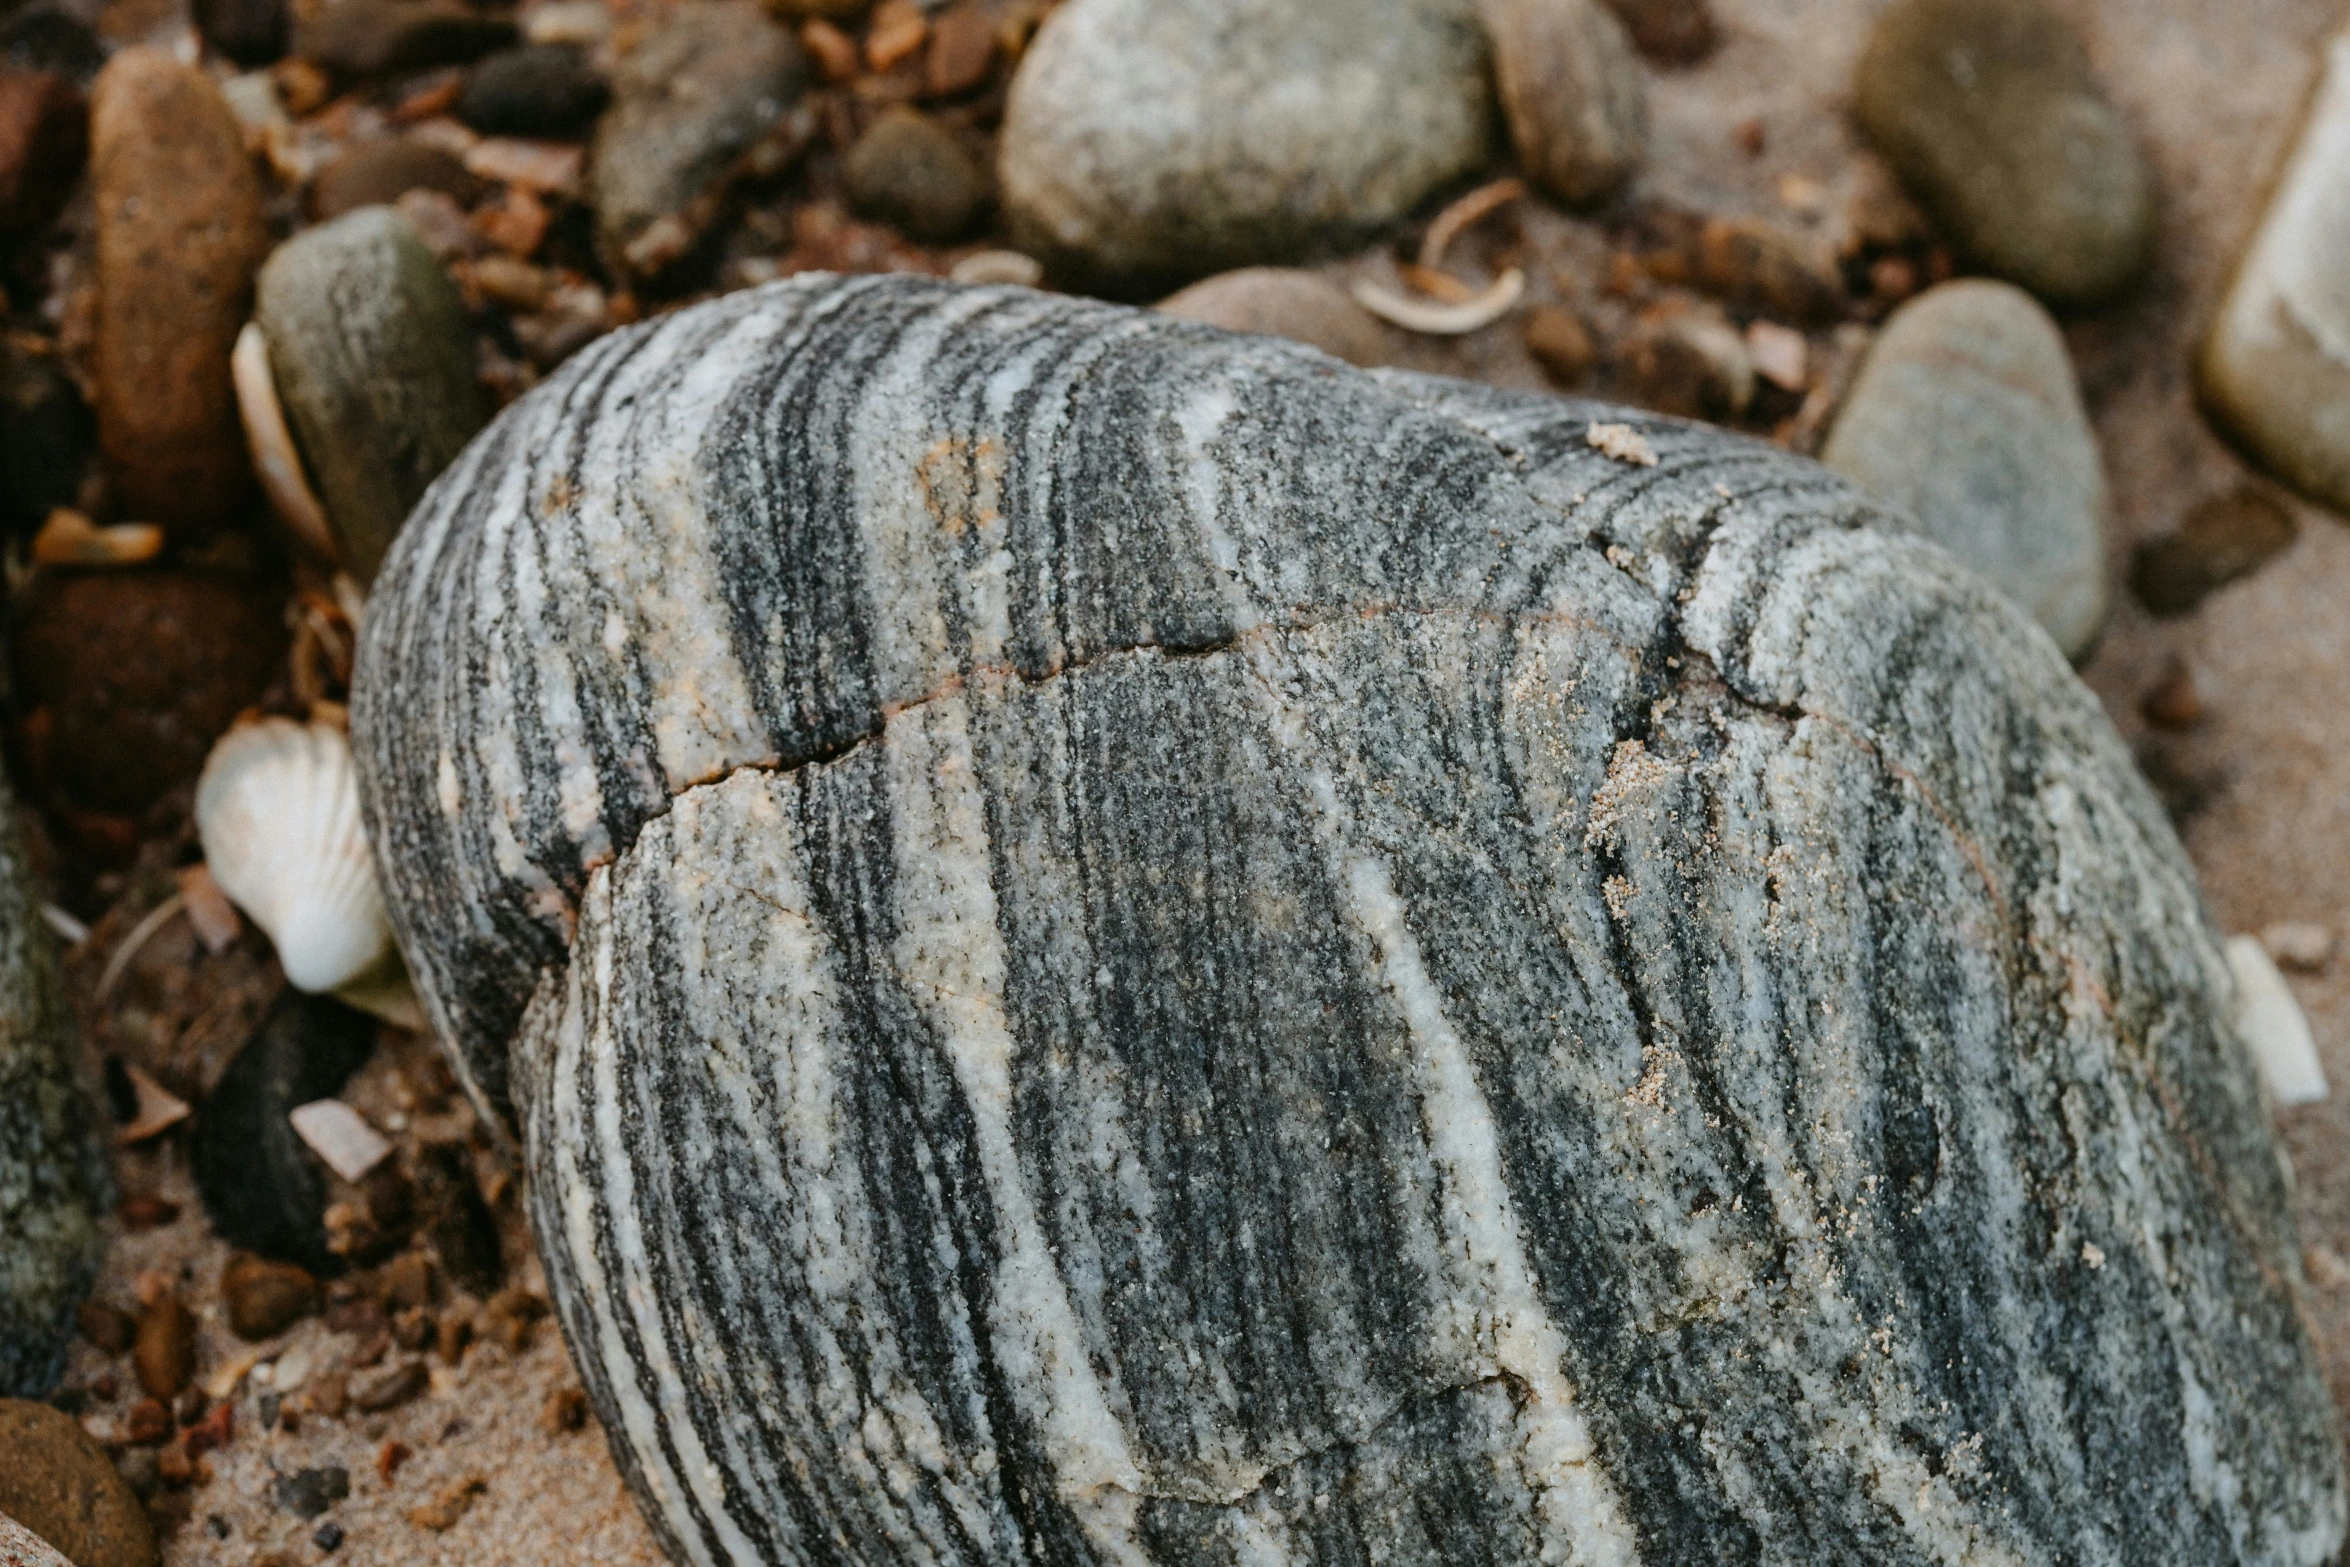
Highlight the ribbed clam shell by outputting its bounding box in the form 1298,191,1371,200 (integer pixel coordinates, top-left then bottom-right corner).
352,275,2344,1567
196,717,393,994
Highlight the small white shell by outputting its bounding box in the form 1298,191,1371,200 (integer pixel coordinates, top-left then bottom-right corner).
196,718,394,995
2227,933,2329,1107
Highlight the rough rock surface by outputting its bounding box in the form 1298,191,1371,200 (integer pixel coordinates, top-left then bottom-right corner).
2197,21,2350,514
355,276,2343,1565
256,207,489,583
586,2,807,280
1822,280,2109,661
0,765,103,1399
88,50,269,533
1854,0,2155,307
998,0,1492,294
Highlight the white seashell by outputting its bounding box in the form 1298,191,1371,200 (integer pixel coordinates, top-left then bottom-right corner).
2227,934,2329,1107
1350,267,1525,334
195,718,394,996
232,321,339,565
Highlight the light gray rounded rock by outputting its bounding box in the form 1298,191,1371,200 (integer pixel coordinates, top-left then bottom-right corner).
1854,0,2155,307
587,1,808,280
0,767,105,1400
354,275,2342,1566
1822,279,2109,661
999,0,1493,295
1484,0,1647,205
1155,266,1390,366
256,207,489,585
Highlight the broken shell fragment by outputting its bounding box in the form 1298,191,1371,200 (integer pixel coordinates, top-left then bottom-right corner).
231,320,337,564
1350,266,1525,334
352,275,2345,1565
194,718,393,997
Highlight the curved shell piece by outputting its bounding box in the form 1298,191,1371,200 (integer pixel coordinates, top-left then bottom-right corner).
353,275,2344,1566
196,717,394,995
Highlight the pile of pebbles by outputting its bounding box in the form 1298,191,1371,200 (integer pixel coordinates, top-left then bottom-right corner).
0,0,2344,1558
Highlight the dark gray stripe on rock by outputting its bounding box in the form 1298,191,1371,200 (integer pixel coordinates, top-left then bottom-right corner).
363,274,2345,1566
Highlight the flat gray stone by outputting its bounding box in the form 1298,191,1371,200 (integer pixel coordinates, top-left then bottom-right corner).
257,207,487,585
1855,0,2155,307
0,766,104,1400
353,275,2342,1565
999,0,1492,294
586,1,807,280
1823,278,2109,661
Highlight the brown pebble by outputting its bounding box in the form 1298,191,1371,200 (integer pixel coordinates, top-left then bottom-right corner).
153,1439,203,1488
78,1298,135,1354
2140,657,2204,732
436,1312,472,1365
117,1194,178,1231
0,70,87,236
1155,268,1388,369
1869,254,1919,304
329,1294,391,1336
1523,304,1595,385
132,1296,195,1400
407,1475,485,1531
483,1286,551,1352
377,1438,411,1482
181,1401,233,1456
223,1253,319,1342
379,1251,435,1312
0,1398,161,1567
865,0,926,70
90,1374,117,1402
309,137,482,221
89,49,268,533
1597,0,1717,64
1695,215,1846,325
393,1306,435,1353
10,569,288,817
798,17,858,83
2131,488,2298,616
123,1398,172,1445
171,1386,207,1427
1733,116,1765,157
541,1386,589,1434
307,1369,348,1419
352,1359,429,1413
923,2,995,96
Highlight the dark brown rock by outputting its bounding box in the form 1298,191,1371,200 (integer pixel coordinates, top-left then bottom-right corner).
843,105,986,243
920,2,994,96
349,1359,426,1413
11,569,286,817
0,352,91,535
129,1298,192,1401
221,1255,318,1341
455,44,606,136
89,51,268,533
1694,215,1847,324
0,72,84,236
1596,0,1718,64
121,1396,170,1444
0,1399,159,1567
294,0,514,80
194,0,288,67
309,138,481,221
2130,489,2297,616
377,1251,433,1310
1614,307,1754,419
75,1299,131,1354
1523,303,1595,384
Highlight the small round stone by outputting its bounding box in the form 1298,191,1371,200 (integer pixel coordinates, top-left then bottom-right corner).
309,138,482,221
999,0,1493,294
130,1299,193,1401
1156,267,1389,367
221,1255,319,1342
0,1401,157,1567
1523,303,1596,384
294,0,514,79
456,44,607,137
1854,0,2154,306
842,105,988,244
1484,0,1646,206
1822,278,2108,660
2129,489,2297,616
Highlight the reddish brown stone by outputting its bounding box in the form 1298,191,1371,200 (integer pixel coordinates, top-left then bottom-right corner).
0,71,86,235
131,1296,194,1400
89,50,269,532
11,568,287,817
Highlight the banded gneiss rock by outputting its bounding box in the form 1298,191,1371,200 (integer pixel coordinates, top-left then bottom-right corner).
351,274,2345,1566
